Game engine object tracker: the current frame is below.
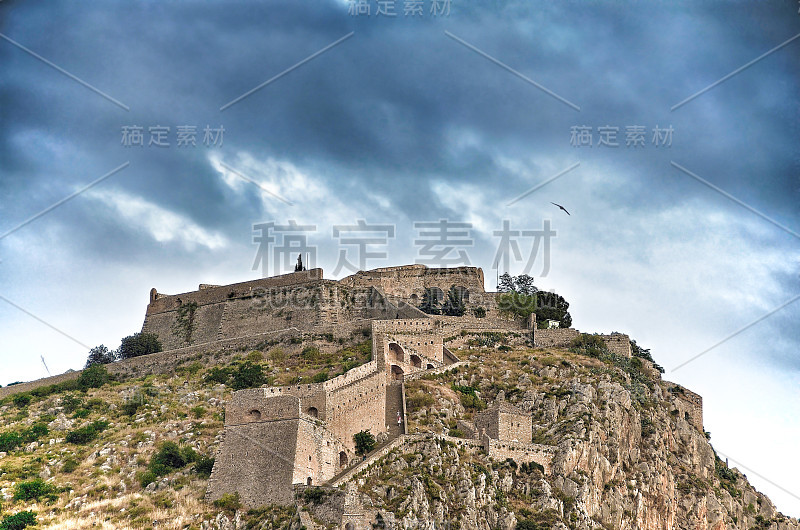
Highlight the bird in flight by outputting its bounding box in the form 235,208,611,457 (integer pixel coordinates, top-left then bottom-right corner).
550,202,570,216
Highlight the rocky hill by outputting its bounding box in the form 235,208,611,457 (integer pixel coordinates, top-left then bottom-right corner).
0,332,797,529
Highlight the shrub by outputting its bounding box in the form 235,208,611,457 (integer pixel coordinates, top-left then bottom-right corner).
77,364,111,390
194,456,215,478
353,430,376,456
213,492,241,513
65,420,108,444
117,332,162,359
301,346,320,361
472,307,487,318
191,406,206,418
405,392,435,412
0,432,22,452
60,395,83,414
61,458,79,473
12,394,31,408
21,423,48,442
459,393,487,411
205,367,230,385
245,350,263,362
150,441,187,474
311,371,329,383
229,362,267,390
302,487,327,504
138,470,157,488
0,511,37,530
569,333,609,358
14,478,56,502
85,345,115,368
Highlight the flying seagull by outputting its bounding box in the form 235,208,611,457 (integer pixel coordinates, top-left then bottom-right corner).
550,202,571,216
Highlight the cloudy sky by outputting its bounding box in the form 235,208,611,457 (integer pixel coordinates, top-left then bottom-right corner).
1,0,798,516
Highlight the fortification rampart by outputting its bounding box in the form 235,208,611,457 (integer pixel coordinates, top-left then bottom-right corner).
484,438,556,474
340,265,485,300
666,382,704,432
146,269,324,314
533,327,581,348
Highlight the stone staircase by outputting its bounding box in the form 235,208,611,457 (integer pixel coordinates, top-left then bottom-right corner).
385,382,405,438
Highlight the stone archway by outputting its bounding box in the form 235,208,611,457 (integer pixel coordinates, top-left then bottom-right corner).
307,477,313,486
345,523,355,530
388,343,404,363
339,451,348,468
426,363,435,369
307,407,318,418
390,365,405,381
410,354,422,369
247,409,261,421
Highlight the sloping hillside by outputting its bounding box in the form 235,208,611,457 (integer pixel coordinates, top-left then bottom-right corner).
0,336,797,530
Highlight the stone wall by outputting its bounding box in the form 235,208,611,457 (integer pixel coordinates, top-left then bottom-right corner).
532,327,580,348
599,333,632,358
667,382,704,432
206,402,301,506
340,265,486,301
146,269,323,315
484,438,556,474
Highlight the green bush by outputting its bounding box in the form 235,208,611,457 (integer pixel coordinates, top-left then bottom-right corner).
311,371,329,383
213,492,241,513
301,346,320,361
150,441,187,474
569,333,609,358
0,432,22,452
138,470,157,488
12,394,31,408
302,487,327,504
472,307,487,318
13,478,56,502
21,423,48,443
61,458,79,473
205,367,230,385
65,420,108,445
353,430,376,456
117,332,162,359
121,399,144,416
190,406,206,418
194,456,215,478
0,511,37,530
60,395,83,414
229,361,267,390
77,364,111,389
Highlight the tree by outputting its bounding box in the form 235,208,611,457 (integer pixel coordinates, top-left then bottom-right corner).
513,274,537,296
85,345,114,368
442,285,466,316
418,288,441,315
536,291,571,328
77,364,110,390
353,430,376,456
117,332,162,360
497,272,515,293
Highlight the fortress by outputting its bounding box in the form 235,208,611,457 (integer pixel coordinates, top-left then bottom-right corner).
0,263,704,527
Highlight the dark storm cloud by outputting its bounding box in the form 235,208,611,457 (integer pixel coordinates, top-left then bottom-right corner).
0,0,797,289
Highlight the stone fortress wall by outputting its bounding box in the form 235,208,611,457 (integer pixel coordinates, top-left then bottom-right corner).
0,262,706,520
665,382,704,433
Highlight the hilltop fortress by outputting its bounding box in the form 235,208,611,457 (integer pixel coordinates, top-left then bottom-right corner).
0,263,704,525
